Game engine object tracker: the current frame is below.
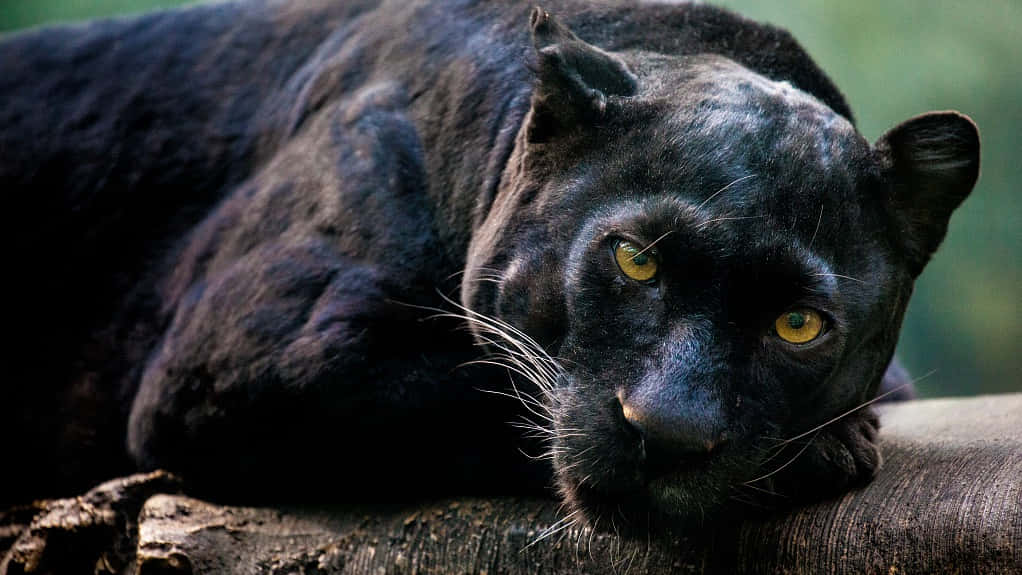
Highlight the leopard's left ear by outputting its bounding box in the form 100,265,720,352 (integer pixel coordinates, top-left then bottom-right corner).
526,7,637,142
875,111,980,275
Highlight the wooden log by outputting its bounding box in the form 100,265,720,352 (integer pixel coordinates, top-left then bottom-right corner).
3,394,1020,574
0,471,181,575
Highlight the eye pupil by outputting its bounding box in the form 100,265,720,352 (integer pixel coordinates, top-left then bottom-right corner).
774,309,824,344
787,312,806,330
613,240,659,282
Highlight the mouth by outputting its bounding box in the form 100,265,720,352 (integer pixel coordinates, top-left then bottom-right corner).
550,397,750,530
557,467,742,534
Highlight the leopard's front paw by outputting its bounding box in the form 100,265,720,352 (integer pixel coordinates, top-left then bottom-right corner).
768,407,882,502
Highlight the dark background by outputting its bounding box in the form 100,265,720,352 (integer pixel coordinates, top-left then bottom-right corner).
2,1,1018,397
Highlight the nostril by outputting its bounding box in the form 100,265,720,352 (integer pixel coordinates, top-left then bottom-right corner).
617,397,657,441
613,396,645,441
620,401,641,433
704,434,728,454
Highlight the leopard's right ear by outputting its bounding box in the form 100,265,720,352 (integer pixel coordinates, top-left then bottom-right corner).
526,7,637,142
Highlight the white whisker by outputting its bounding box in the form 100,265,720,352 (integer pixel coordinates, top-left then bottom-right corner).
630,230,674,260
523,510,581,550
808,203,824,249
743,432,819,486
813,272,867,284
767,375,928,450
696,174,757,210
696,214,766,230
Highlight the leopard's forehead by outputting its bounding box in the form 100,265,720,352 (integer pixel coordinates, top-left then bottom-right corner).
575,53,877,239
637,53,852,126
626,53,863,179
551,54,887,282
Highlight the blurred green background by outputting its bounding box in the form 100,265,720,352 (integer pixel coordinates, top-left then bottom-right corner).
2,1,1018,397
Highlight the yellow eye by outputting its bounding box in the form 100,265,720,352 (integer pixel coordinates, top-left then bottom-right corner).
614,240,659,282
775,309,825,344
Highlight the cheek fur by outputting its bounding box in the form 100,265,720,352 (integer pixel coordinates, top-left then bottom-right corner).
549,380,645,505
495,252,567,352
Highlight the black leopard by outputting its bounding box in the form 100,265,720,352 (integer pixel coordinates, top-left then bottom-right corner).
0,0,979,530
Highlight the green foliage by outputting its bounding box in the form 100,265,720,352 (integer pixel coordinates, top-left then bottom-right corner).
2,1,1018,396
0,1,192,32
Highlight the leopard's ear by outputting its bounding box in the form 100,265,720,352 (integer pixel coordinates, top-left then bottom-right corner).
526,7,637,142
875,111,980,275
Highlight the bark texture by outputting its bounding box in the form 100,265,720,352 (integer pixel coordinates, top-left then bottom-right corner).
3,394,1020,574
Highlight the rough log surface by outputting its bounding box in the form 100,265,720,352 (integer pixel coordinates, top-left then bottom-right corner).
0,471,182,575
3,394,1020,574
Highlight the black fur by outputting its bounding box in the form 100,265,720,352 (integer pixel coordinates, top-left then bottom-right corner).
0,0,978,531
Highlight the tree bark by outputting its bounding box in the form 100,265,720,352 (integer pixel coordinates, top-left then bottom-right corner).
3,394,1020,574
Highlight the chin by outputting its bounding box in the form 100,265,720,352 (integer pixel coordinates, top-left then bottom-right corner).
553,445,771,534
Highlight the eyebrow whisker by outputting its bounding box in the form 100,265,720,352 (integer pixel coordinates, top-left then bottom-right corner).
813,272,867,284
808,204,824,249
696,173,757,211
696,214,766,230
631,230,675,260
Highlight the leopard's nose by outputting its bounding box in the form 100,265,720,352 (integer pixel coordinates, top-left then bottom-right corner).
618,395,727,473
